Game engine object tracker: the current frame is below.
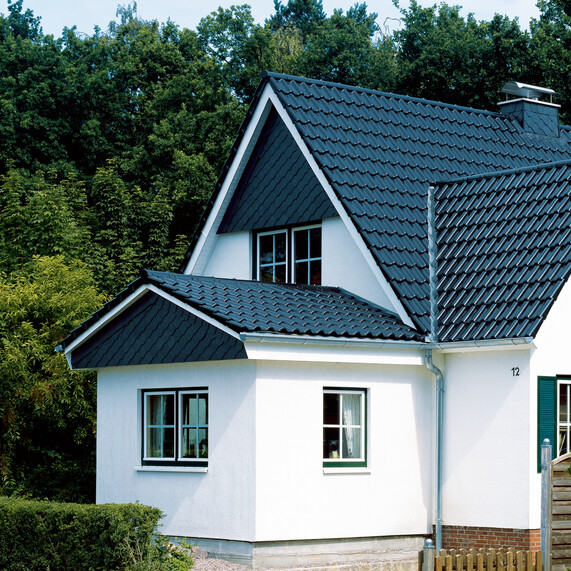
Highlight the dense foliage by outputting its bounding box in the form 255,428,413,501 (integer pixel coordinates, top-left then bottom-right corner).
0,497,193,570
0,0,569,502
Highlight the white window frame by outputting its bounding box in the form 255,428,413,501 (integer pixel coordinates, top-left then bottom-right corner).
558,379,571,457
142,388,208,466
292,224,322,285
178,390,209,461
255,225,322,285
143,390,176,462
323,388,367,467
257,229,288,282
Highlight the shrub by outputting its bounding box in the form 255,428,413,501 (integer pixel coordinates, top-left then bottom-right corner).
0,497,192,570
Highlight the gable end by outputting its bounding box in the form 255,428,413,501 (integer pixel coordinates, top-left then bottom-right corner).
218,108,337,233
70,291,247,369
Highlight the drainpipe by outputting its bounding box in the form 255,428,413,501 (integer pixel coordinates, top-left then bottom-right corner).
426,184,444,551
425,349,444,552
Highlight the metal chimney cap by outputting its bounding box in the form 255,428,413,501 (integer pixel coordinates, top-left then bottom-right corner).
501,81,557,101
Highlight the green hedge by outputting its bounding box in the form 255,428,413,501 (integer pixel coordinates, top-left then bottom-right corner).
0,497,164,570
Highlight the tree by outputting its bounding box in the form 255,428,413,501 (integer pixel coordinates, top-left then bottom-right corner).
267,0,326,42
0,169,91,275
530,0,571,122
296,4,397,90
393,0,530,110
0,256,108,502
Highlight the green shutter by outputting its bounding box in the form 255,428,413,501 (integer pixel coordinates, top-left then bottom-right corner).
537,376,557,472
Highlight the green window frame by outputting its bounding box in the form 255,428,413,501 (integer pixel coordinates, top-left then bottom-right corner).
323,388,367,468
143,388,208,467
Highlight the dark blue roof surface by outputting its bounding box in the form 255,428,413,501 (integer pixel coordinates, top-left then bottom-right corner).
435,160,571,342
219,108,336,233
263,72,571,333
143,271,422,341
71,292,247,369
61,271,423,351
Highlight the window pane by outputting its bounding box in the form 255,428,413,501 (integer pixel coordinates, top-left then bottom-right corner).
275,233,287,263
148,394,174,425
310,227,321,257
342,427,361,458
148,426,174,458
147,428,163,457
342,394,361,426
183,394,197,425
261,268,274,282
295,229,308,261
560,429,568,457
198,428,208,458
259,235,274,264
274,263,286,282
561,384,569,423
295,261,309,285
324,427,340,459
182,428,197,458
309,259,321,285
198,394,208,425
323,393,339,424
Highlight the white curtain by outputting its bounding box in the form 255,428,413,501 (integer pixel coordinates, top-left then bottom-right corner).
342,394,361,459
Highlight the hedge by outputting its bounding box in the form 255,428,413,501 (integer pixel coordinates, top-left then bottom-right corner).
0,497,163,570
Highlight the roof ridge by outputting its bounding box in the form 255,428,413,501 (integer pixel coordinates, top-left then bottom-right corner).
431,158,571,187
263,71,506,118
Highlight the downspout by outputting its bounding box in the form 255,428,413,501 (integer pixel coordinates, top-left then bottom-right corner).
426,185,444,551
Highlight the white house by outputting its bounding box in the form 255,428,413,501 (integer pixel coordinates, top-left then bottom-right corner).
59,74,571,568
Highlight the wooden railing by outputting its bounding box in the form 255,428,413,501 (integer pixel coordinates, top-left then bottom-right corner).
431,549,542,571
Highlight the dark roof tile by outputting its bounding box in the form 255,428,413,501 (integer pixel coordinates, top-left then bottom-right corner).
435,160,571,342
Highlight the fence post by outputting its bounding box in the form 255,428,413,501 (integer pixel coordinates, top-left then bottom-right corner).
541,439,552,571
423,538,436,571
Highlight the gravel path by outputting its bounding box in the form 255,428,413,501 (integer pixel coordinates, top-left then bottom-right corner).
192,548,252,571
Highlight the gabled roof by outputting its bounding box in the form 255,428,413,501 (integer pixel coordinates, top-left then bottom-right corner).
435,160,571,343
262,73,571,334
60,271,423,357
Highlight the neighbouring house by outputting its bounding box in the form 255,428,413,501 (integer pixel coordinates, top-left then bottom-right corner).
58,73,571,569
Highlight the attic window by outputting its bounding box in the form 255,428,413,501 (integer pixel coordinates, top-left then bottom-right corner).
256,225,321,285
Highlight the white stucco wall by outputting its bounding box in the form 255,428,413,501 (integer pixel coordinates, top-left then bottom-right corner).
96,359,257,541
441,346,536,529
321,217,396,311
253,360,434,541
531,277,571,378
97,355,434,543
201,232,252,280
198,217,396,312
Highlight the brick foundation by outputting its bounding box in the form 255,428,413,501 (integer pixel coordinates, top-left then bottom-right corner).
439,526,541,551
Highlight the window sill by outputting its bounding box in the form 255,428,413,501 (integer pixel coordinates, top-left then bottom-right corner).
323,467,370,475
135,465,208,473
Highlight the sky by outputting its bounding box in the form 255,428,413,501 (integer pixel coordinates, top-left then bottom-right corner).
10,0,541,38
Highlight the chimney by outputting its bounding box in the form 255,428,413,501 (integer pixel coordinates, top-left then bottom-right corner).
498,81,560,137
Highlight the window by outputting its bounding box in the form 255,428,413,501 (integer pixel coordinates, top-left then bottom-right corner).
294,227,322,285
559,380,571,457
256,225,321,285
323,388,366,467
258,230,287,282
143,389,208,466
537,375,571,471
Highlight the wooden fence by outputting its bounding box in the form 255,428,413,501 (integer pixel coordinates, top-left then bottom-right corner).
551,452,571,571
427,549,542,571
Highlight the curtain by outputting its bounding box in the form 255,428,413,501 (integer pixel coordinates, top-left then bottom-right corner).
342,394,361,459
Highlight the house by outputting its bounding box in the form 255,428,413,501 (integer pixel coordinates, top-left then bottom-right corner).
58,73,571,569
